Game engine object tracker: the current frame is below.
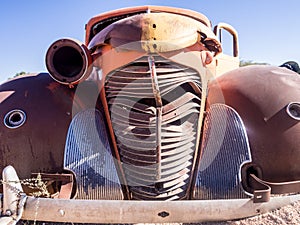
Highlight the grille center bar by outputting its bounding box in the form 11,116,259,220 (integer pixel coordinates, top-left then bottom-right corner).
148,56,162,180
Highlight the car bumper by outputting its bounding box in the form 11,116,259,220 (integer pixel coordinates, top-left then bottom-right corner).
2,166,300,224
18,195,300,224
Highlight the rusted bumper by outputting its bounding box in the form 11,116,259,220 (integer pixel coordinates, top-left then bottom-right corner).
2,166,300,224
19,195,300,224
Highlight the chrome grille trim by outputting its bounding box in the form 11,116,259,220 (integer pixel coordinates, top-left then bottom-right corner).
105,55,202,200
194,104,251,200
64,109,123,200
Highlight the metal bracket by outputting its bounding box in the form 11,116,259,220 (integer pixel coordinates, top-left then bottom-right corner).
0,166,27,225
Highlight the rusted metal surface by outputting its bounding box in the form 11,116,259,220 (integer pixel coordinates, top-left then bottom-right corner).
17,195,300,223
1,165,299,224
0,74,73,180
0,4,300,224
104,55,203,200
88,12,221,54
0,74,100,196
46,38,92,86
208,65,300,198
85,5,213,43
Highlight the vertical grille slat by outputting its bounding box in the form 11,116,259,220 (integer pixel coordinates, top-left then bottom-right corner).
105,55,202,200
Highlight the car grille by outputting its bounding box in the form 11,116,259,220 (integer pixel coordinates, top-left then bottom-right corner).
104,55,202,200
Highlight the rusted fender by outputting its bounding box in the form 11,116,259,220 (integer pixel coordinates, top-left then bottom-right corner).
208,65,300,184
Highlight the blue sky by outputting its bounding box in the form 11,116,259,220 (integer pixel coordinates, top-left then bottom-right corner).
1,0,300,83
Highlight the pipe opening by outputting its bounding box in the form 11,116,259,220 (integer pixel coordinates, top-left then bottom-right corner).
52,46,84,78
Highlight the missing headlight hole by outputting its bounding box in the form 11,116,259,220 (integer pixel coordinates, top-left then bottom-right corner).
4,109,26,129
286,102,300,121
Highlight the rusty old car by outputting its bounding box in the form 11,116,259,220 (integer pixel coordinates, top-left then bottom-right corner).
0,5,300,224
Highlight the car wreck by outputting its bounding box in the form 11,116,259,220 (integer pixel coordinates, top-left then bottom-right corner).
0,5,300,224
